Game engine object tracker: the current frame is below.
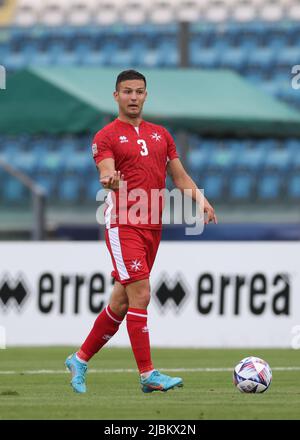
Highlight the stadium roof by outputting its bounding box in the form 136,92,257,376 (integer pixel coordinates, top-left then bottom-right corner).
1,67,300,136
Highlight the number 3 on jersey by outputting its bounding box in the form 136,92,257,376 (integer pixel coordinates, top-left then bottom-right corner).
137,139,148,156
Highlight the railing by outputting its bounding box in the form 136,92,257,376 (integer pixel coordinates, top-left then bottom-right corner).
0,157,46,240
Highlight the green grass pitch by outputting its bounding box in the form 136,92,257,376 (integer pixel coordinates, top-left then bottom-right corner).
0,347,299,420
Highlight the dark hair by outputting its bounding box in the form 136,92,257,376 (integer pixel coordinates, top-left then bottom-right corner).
115,69,146,90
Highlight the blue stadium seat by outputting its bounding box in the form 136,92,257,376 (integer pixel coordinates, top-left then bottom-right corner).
264,147,292,172
38,150,64,174
257,173,282,200
202,174,225,200
247,47,276,72
275,46,300,68
35,174,57,198
285,138,300,153
58,176,81,202
206,147,236,171
110,48,135,67
186,149,208,172
14,152,38,175
229,173,255,201
235,147,266,171
190,46,219,68
219,47,247,71
287,174,300,200
2,176,26,203
64,151,93,174
86,178,101,201
55,49,80,66
157,41,178,67
31,50,54,66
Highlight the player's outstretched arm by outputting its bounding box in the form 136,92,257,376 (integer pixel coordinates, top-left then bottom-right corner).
167,158,218,225
97,158,124,191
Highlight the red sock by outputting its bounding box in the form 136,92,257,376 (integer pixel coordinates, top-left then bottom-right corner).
126,307,154,374
79,305,124,361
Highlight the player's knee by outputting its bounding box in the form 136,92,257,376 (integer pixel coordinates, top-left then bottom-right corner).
135,288,151,308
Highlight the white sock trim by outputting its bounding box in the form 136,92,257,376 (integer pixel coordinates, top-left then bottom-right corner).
127,311,147,318
106,306,123,324
75,353,87,364
141,369,155,379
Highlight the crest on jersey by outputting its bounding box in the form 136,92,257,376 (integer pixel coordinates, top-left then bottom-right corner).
151,132,161,142
130,260,142,272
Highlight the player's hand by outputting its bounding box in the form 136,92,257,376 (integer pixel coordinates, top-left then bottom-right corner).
204,198,218,225
100,170,124,190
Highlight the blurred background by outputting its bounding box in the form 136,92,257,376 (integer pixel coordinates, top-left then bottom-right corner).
0,0,300,241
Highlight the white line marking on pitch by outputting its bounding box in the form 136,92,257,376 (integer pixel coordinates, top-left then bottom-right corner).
0,367,300,375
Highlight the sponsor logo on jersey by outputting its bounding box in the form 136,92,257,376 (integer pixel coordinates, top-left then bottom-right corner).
119,136,129,143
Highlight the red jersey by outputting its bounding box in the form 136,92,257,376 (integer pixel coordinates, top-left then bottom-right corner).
92,118,179,229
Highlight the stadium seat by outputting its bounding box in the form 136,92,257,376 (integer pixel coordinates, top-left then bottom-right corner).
35,174,57,198
220,46,247,70
67,0,95,26
64,151,93,174
235,146,266,171
176,0,200,22
206,147,236,172
264,147,292,172
259,0,284,22
2,176,26,203
202,173,225,200
232,0,258,22
40,0,67,27
257,173,282,200
38,150,65,174
13,0,40,27
86,178,101,201
93,0,120,25
190,46,219,68
229,172,255,201
14,152,38,175
287,0,300,21
186,149,208,173
122,0,148,25
203,0,231,23
287,174,300,200
274,46,300,68
58,175,81,202
247,46,275,71
148,0,175,24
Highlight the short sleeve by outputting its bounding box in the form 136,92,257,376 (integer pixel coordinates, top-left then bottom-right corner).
164,128,179,162
92,130,115,165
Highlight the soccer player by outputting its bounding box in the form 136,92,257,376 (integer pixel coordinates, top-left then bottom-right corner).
65,70,217,394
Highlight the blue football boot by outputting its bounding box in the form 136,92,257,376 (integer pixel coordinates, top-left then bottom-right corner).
65,353,87,394
140,370,183,393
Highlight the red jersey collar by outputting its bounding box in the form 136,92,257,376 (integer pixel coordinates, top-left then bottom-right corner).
115,118,145,130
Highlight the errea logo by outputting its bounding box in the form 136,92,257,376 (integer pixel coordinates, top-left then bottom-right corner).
119,136,128,143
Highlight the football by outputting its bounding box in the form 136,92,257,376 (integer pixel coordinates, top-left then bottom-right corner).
233,356,272,393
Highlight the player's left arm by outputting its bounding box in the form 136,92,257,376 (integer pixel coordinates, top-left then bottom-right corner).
167,158,218,224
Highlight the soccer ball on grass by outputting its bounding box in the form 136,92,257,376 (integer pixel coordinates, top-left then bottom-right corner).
233,356,272,393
